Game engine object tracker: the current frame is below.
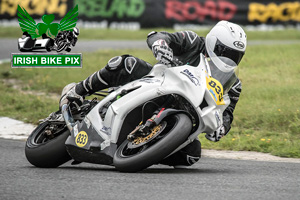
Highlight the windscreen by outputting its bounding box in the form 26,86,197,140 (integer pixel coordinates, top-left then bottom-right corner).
206,56,239,94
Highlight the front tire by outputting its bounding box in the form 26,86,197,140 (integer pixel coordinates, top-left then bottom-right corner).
113,113,192,172
56,41,67,52
25,121,71,168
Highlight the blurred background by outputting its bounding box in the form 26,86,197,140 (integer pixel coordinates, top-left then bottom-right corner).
1,0,300,29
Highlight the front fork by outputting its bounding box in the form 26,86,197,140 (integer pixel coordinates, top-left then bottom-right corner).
127,95,177,141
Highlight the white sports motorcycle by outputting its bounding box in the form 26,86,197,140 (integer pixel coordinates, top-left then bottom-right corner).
18,34,54,52
25,53,238,172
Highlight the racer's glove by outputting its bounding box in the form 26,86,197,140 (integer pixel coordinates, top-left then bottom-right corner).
59,83,84,109
151,39,173,66
205,125,226,142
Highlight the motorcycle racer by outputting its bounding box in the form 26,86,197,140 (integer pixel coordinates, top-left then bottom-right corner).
60,21,246,167
54,27,80,52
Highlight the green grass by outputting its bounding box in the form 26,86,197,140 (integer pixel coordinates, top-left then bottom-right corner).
200,43,300,158
0,26,300,41
0,81,58,123
1,27,300,158
0,26,185,40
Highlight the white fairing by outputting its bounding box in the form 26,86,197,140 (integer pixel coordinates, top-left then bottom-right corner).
34,39,49,47
18,37,49,50
18,38,27,48
85,53,235,150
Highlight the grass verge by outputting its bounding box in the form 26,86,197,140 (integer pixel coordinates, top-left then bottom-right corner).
0,81,58,123
0,26,300,41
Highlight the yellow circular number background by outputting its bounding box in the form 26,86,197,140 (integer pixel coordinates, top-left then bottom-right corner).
75,131,88,147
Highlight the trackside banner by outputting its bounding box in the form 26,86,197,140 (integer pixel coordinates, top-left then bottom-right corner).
0,0,299,28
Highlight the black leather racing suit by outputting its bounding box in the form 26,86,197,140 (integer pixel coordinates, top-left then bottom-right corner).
74,31,242,166
146,31,242,136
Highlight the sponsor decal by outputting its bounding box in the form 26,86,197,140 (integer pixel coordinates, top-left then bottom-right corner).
75,131,88,147
0,0,68,17
101,126,112,135
248,2,300,23
180,69,200,86
233,41,245,49
75,0,144,29
1,0,299,29
165,0,237,22
215,110,221,127
76,0,145,18
186,155,200,165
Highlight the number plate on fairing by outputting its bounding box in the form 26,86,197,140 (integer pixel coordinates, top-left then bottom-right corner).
206,76,225,105
75,131,88,147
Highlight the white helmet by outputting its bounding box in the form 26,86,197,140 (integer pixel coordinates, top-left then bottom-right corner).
206,21,247,65
72,27,80,37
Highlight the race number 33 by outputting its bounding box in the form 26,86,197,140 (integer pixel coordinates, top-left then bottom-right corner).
206,77,225,105
75,131,88,147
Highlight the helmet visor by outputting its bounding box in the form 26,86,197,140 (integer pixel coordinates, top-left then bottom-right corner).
214,39,244,65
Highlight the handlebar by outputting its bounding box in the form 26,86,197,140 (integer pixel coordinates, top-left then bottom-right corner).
161,56,183,67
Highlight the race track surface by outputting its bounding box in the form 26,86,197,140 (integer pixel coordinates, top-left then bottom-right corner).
1,139,299,200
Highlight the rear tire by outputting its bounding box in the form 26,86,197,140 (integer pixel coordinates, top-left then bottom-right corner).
25,121,71,168
113,113,192,172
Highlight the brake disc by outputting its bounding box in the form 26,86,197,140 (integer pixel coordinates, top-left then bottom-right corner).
127,121,167,149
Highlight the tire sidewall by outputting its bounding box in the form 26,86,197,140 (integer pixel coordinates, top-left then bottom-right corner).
25,122,71,168
113,114,192,172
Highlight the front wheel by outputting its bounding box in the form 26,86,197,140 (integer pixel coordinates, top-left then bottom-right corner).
25,121,71,168
113,113,192,172
56,41,67,52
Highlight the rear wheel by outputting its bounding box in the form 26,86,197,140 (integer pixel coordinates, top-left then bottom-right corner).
25,121,71,168
113,113,192,172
